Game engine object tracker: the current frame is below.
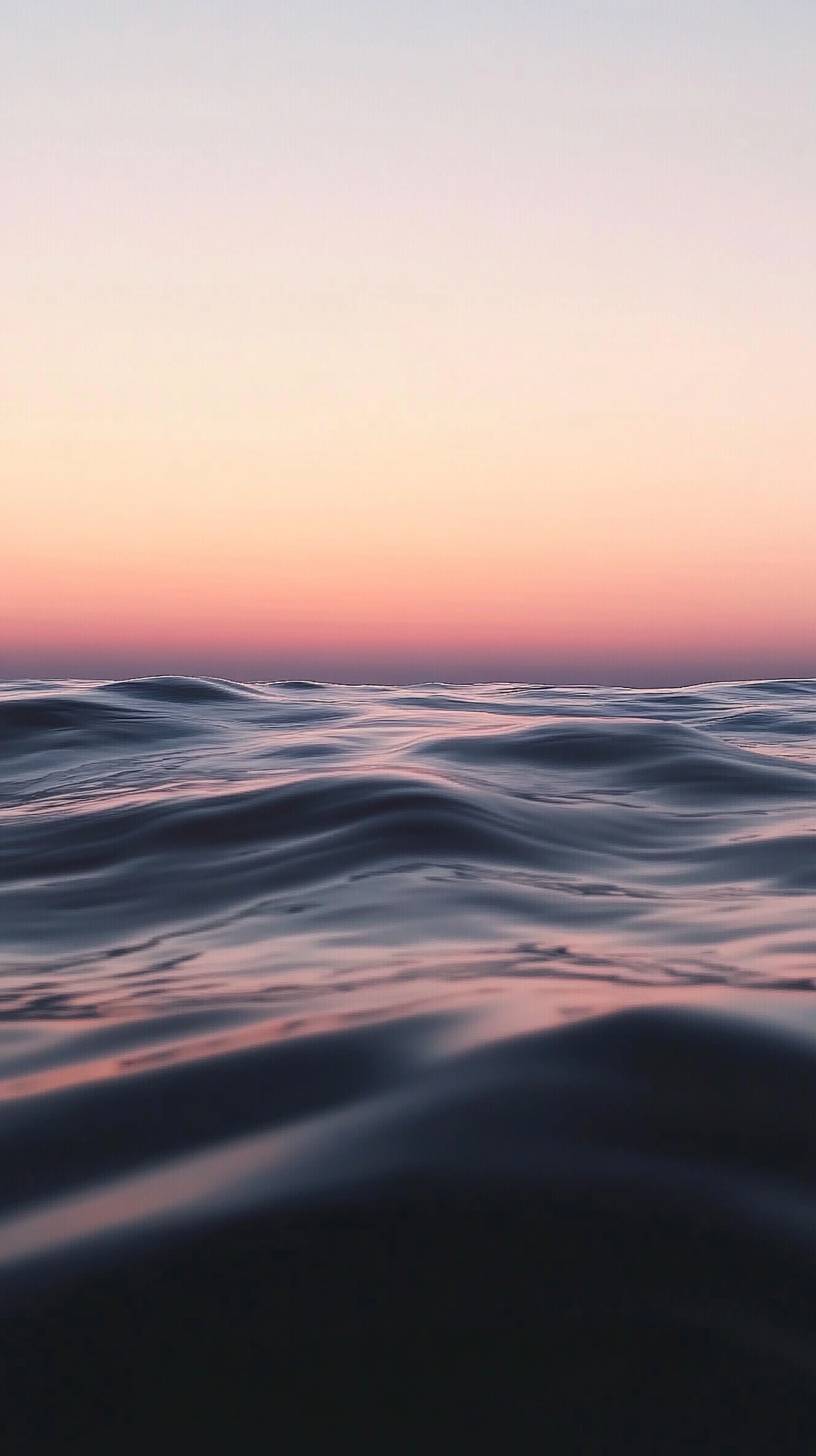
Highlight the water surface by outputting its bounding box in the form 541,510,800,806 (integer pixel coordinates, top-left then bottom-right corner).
2,677,815,1449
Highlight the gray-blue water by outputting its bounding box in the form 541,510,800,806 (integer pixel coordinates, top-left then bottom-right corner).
2,676,816,1450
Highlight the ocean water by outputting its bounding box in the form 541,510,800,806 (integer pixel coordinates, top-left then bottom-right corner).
2,676,816,1449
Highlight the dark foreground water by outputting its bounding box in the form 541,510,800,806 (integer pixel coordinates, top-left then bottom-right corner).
2,677,816,1450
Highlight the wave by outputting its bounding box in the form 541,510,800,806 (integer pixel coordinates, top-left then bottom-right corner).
0,689,198,754
419,716,816,797
3,1002,816,1448
272,678,329,691
1,676,814,984
101,673,273,704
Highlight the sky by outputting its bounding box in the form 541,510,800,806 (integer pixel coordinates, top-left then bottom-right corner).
3,1,814,684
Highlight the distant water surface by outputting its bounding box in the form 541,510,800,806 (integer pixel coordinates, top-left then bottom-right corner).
1,677,816,1450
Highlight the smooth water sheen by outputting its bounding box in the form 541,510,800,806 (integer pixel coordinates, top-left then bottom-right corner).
2,677,816,1450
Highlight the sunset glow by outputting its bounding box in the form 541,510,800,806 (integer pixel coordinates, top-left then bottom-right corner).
5,1,814,683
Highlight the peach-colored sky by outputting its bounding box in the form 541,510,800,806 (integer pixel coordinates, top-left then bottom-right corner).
4,2,815,682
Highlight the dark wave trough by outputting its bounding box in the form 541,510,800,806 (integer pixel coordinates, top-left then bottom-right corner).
1,677,816,1449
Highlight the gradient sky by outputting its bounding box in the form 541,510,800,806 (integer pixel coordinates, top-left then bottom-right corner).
4,1,815,683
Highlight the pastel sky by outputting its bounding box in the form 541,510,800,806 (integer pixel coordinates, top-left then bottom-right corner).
4,1,814,683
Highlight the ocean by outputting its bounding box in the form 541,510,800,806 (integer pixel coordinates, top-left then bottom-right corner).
2,676,816,1449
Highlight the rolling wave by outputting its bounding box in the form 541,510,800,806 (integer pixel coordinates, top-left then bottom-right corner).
2,677,814,1002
